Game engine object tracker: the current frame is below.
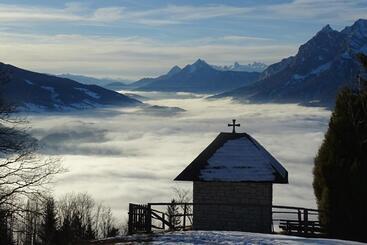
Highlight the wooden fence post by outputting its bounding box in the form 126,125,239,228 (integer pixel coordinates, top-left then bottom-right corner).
303,209,309,235
297,209,302,234
146,204,152,233
162,213,165,230
183,204,187,230
128,204,133,235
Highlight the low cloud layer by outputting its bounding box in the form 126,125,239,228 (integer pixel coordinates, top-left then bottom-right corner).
29,93,331,217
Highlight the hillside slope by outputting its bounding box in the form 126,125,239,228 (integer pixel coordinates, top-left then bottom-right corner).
0,63,141,112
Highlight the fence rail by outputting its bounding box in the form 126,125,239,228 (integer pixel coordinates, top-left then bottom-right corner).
128,202,324,237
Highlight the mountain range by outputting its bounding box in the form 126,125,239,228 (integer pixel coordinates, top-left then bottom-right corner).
132,59,260,93
3,19,366,111
58,74,131,90
0,63,141,112
215,19,367,107
211,62,267,72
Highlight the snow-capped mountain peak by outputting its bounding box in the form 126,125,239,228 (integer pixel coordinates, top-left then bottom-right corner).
215,19,367,107
192,58,210,68
212,62,267,72
318,24,334,34
348,19,367,33
167,65,181,76
342,18,367,53
185,59,212,73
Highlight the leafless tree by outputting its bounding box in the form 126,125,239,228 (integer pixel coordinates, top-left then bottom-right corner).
172,187,193,224
57,193,95,228
57,193,118,239
97,205,118,238
0,70,62,212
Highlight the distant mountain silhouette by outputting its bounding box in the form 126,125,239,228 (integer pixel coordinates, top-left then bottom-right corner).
212,62,267,72
58,73,131,90
0,63,141,112
215,19,367,107
131,59,260,93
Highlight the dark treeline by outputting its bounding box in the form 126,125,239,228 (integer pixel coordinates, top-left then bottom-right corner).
0,193,121,245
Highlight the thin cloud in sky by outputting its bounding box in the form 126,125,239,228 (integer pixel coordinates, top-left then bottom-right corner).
221,35,273,42
0,0,365,78
0,4,124,23
141,4,252,22
265,0,367,22
0,3,251,25
1,1,365,25
0,31,297,79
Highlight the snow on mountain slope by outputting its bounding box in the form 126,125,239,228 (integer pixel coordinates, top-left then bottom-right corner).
212,61,268,72
215,19,367,107
0,62,141,112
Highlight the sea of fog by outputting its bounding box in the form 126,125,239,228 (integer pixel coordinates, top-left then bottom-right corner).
27,92,331,219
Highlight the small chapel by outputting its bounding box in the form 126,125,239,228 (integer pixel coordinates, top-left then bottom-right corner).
174,120,288,233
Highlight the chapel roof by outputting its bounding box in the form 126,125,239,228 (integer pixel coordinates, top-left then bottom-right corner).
174,132,288,183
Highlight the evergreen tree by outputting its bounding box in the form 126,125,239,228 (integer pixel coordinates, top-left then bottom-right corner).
70,212,83,242
24,200,41,245
39,198,57,245
84,216,95,240
166,199,181,231
313,54,367,241
0,209,14,245
56,215,72,245
106,226,119,237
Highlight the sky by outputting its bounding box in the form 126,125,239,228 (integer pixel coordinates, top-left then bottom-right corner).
28,92,331,219
0,0,366,79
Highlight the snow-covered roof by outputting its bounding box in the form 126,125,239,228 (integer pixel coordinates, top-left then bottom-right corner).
175,132,288,183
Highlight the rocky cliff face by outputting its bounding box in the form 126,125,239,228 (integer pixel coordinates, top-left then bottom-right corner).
216,19,367,107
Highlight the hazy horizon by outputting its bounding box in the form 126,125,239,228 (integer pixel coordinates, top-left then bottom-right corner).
0,0,366,79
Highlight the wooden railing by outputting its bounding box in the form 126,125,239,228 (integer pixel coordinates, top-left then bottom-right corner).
128,202,324,237
272,205,323,235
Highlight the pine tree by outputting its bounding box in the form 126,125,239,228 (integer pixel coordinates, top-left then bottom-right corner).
24,200,41,245
56,215,72,245
0,209,14,245
39,198,57,245
313,54,367,241
166,199,181,231
70,212,84,242
106,227,119,237
84,216,95,240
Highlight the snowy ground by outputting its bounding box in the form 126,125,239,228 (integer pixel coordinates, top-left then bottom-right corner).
113,231,366,245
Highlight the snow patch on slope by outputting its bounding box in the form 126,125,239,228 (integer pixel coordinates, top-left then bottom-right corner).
24,80,33,85
75,87,101,99
293,62,332,81
41,86,62,103
21,103,48,113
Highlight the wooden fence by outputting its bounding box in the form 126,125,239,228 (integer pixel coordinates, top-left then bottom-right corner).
128,202,324,237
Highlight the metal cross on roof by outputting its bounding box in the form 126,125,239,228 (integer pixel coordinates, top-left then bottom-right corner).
228,119,240,134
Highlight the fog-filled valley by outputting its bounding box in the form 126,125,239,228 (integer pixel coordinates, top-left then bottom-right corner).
26,91,331,218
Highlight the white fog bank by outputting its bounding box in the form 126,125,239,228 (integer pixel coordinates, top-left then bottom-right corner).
28,93,331,218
